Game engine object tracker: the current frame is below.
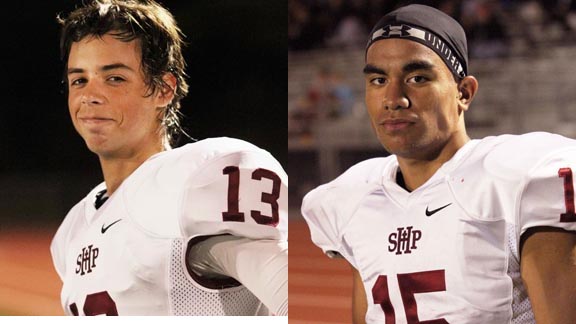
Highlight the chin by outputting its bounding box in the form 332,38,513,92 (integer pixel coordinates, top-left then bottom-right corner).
84,138,113,156
381,141,424,160
380,136,411,154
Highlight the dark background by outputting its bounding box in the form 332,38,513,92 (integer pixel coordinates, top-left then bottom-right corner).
0,0,287,227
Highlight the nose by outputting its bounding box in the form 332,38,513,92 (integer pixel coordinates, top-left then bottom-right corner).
79,82,105,106
80,93,104,105
383,81,409,111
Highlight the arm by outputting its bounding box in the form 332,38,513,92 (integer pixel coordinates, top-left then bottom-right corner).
352,267,367,324
520,226,576,324
187,235,288,316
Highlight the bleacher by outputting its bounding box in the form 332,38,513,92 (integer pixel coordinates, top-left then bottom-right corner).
287,3,576,323
288,44,576,207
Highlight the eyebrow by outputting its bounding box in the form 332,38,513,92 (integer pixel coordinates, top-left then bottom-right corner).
363,64,385,75
363,60,436,75
67,63,136,75
403,60,435,74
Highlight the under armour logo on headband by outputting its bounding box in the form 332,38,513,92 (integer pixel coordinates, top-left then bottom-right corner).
367,24,466,78
371,24,425,40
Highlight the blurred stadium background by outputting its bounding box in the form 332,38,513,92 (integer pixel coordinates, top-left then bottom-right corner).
289,0,576,323
0,0,285,316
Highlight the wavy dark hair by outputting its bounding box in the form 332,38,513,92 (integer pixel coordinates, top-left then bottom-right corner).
58,0,189,146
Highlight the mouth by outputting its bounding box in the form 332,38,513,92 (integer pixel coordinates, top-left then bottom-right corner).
379,119,415,132
78,117,115,130
78,117,114,124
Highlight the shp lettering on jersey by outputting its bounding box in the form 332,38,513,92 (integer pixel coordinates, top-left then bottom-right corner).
388,226,422,255
76,244,99,275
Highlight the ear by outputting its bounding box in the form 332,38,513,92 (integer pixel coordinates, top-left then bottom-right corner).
156,72,177,108
457,75,478,112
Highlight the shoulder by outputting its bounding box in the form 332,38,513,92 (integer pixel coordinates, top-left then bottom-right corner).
303,156,392,207
448,132,576,222
492,133,576,249
179,137,265,154
452,132,576,183
481,132,576,177
338,156,393,184
323,156,394,190
122,137,287,240
301,157,390,255
177,138,287,241
151,137,284,181
170,137,270,161
168,137,286,190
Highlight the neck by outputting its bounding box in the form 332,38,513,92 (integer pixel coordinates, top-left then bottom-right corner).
99,143,165,195
396,130,469,191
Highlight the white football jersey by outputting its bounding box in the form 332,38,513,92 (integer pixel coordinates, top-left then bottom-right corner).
302,132,576,324
51,137,288,315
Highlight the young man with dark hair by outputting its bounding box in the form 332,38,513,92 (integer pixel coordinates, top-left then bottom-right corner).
51,0,287,316
302,4,576,323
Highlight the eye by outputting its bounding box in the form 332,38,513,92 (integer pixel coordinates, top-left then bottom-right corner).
407,75,428,84
107,76,126,83
370,77,386,86
70,78,87,87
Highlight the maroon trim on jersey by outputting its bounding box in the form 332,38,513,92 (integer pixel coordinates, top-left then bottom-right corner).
70,303,79,316
185,235,243,290
559,167,576,222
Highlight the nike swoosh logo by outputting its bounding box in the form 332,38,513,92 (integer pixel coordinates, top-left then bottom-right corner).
425,203,452,216
101,219,122,234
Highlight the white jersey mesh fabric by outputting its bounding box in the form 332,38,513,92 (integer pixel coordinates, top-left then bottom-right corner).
507,223,535,323
168,238,262,315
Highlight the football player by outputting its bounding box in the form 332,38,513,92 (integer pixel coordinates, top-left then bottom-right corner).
50,0,287,316
302,4,576,324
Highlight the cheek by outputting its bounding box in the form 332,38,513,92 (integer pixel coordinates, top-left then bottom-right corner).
365,91,380,118
68,94,79,117
427,97,458,131
121,95,158,128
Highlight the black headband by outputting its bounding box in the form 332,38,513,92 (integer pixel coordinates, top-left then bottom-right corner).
366,5,468,78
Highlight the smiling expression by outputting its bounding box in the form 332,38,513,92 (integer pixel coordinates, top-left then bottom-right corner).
67,34,167,159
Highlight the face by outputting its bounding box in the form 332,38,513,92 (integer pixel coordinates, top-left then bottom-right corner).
67,34,170,159
364,38,469,160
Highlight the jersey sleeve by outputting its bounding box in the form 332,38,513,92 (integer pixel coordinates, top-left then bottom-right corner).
301,184,347,258
301,158,386,267
518,148,576,238
187,235,288,316
179,145,287,242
